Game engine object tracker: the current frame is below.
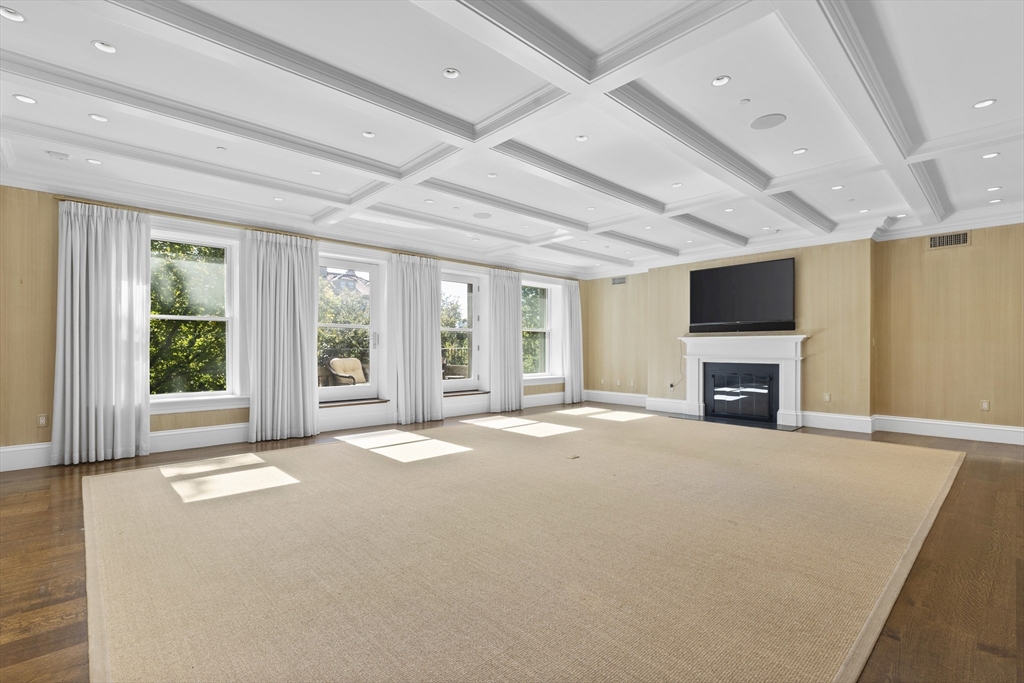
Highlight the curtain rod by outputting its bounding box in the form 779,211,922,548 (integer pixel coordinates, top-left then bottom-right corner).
52,194,575,281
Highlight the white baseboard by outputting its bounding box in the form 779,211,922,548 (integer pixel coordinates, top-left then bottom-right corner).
583,390,647,407
802,411,874,434
872,415,1024,446
522,392,566,409
0,442,52,472
150,422,249,453
645,397,687,414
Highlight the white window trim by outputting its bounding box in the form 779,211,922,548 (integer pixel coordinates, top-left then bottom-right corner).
522,282,552,378
318,257,380,402
149,222,242,410
522,279,565,380
441,274,480,392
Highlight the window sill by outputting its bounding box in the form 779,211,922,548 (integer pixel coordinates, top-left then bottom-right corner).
523,375,565,386
150,395,249,415
319,398,390,408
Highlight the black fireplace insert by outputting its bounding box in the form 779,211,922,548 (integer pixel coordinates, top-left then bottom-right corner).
702,362,780,425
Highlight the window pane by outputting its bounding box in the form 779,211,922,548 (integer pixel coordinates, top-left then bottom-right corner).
523,331,547,374
442,331,473,380
318,328,370,387
151,240,225,316
522,286,547,329
441,281,473,329
319,267,370,325
150,319,227,394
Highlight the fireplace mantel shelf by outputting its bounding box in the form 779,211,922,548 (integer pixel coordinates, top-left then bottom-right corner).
677,334,807,427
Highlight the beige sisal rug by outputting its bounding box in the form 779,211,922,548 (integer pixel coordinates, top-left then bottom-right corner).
83,410,964,682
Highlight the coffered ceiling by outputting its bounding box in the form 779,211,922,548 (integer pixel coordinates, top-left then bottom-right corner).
1,0,1021,278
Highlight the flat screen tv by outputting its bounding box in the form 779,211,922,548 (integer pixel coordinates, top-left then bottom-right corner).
689,257,795,333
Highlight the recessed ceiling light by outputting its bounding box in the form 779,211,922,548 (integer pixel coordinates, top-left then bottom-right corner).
982,152,999,159
14,94,36,104
586,207,595,211
86,159,102,165
310,170,321,175
711,75,730,87
671,182,683,188
522,225,529,228
792,148,807,155
273,197,283,201
424,199,434,204
686,240,693,243
738,98,751,106
88,113,108,122
896,214,907,218
581,240,588,244
362,131,375,138
452,206,460,210
644,226,651,230
724,208,734,212
762,226,772,230
473,212,491,219
472,238,480,242
215,146,227,151
604,246,610,249
974,99,996,108
575,135,588,142
625,251,631,254
0,6,25,21
465,233,473,237
987,187,1002,191
486,173,497,178
92,40,117,53
989,198,1002,203
443,68,460,79
831,185,843,190
859,209,869,213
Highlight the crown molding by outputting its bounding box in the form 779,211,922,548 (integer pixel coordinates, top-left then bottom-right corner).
670,214,748,247
607,83,771,190
457,0,594,81
105,0,476,140
541,242,634,267
907,118,1024,162
418,178,589,231
493,140,665,213
907,160,953,223
873,206,1024,242
600,230,679,257
474,85,569,140
765,156,883,194
662,189,746,216
0,137,15,172
1,117,375,206
368,203,534,245
768,192,837,234
399,144,464,180
0,50,404,182
816,0,916,158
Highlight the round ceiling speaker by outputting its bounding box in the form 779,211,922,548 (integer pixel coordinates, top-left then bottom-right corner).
750,113,787,130
472,212,491,219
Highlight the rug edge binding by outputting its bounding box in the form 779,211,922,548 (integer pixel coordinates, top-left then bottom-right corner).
830,450,968,683
83,477,113,683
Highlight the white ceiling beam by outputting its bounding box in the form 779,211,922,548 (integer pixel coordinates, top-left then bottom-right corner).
764,156,883,194
906,119,1024,162
542,242,634,267
670,215,749,247
368,204,534,245
419,178,590,231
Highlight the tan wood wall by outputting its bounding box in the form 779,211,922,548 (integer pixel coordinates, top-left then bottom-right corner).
523,383,565,396
872,224,1023,426
0,186,247,446
580,273,649,395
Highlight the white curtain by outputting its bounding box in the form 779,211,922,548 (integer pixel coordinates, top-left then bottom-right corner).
388,254,442,424
246,231,319,442
489,268,523,412
51,202,150,465
563,279,584,404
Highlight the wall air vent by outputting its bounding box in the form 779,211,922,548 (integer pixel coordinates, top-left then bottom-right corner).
611,276,627,286
928,231,970,249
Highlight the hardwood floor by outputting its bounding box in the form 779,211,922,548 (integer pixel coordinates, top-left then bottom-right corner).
1,406,1021,683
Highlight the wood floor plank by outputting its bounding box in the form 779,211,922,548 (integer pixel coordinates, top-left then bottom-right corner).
0,407,1019,682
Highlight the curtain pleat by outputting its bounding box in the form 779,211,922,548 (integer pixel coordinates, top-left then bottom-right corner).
246,231,319,442
51,201,150,465
388,254,443,424
563,279,584,404
489,268,523,413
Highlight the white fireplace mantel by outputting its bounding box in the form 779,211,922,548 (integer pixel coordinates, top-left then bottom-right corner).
678,335,807,427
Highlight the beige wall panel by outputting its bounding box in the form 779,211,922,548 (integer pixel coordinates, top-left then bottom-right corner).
150,408,250,432
580,274,648,394
873,224,1023,426
524,383,565,396
1,187,59,446
642,242,872,415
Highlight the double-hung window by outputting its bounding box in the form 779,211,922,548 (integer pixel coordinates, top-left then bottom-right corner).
317,258,379,400
521,285,549,375
441,277,478,391
150,237,234,396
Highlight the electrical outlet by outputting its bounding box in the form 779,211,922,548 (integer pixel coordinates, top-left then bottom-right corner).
981,400,990,411
616,379,621,386
823,393,831,403
630,380,635,387
600,378,604,385
36,414,48,427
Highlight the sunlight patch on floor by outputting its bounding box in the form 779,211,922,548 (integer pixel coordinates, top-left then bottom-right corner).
589,411,654,422
557,407,609,416
503,423,582,438
159,453,265,478
461,416,537,429
338,430,429,449
170,467,298,503
371,440,472,463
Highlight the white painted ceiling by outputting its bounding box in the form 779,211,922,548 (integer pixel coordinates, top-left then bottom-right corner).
1,0,1020,278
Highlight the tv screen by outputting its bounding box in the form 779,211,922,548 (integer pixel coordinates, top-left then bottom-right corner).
689,258,795,333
